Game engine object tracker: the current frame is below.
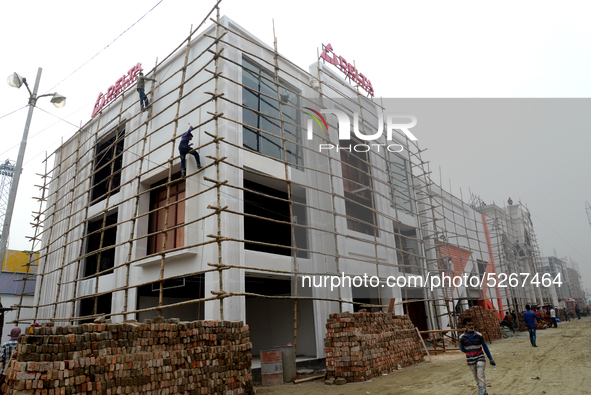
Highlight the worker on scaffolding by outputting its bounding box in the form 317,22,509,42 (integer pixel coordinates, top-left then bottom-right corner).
137,71,156,110
507,197,513,205
179,125,202,178
459,318,495,395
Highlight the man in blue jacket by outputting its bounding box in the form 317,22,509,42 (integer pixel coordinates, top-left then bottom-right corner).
459,318,495,395
523,305,541,347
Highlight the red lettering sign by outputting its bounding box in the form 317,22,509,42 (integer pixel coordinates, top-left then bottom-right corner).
320,44,374,97
91,63,143,118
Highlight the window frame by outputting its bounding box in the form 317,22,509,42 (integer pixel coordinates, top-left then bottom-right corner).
386,150,414,215
147,174,186,254
340,137,378,237
83,212,118,277
243,175,308,258
241,57,304,169
90,126,125,205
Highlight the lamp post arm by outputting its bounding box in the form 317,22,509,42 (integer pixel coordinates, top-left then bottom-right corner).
0,67,42,267
36,93,57,100
22,78,33,99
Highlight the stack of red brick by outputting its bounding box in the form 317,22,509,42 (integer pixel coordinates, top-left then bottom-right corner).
324,312,423,383
458,306,501,341
2,319,253,395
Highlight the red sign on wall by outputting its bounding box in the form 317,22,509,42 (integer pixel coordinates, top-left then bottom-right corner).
320,44,374,97
91,63,143,118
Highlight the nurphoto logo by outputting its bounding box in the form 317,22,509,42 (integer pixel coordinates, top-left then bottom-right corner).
304,108,418,153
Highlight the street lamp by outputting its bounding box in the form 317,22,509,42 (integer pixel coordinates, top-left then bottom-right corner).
0,68,66,266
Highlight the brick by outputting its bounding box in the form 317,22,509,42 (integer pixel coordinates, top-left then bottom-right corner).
3,320,253,395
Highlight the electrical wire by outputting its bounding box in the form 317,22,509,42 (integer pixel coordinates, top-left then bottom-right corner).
33,106,81,129
0,102,92,159
0,105,27,121
530,211,591,265
43,0,165,94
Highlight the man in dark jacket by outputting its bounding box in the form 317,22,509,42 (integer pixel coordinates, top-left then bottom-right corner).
179,126,202,177
523,304,541,347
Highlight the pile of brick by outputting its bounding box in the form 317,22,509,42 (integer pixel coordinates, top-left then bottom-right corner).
324,312,423,383
517,312,528,331
2,318,253,395
458,306,501,341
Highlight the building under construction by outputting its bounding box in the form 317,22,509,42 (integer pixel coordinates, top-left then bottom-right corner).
15,5,565,363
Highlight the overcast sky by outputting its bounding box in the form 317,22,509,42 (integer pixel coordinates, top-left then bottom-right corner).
1,1,590,291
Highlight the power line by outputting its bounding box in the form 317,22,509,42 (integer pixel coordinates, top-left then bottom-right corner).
530,210,591,265
0,106,27,121
0,101,92,159
43,0,165,94
33,106,80,129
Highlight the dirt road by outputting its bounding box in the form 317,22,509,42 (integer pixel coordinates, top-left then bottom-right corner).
256,318,591,394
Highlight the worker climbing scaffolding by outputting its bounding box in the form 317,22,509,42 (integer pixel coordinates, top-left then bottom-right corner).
137,71,156,110
179,124,202,178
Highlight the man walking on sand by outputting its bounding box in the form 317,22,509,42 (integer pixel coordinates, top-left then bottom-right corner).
459,318,495,395
523,305,540,347
550,307,557,328
563,307,570,322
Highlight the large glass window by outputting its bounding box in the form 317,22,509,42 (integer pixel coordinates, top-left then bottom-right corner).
395,227,421,274
386,151,414,215
340,139,377,236
91,127,125,205
148,174,185,254
242,59,303,168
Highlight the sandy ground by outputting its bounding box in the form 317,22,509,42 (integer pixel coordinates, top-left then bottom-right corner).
256,317,591,395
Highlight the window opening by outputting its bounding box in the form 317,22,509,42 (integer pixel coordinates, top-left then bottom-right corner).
148,173,185,254
84,212,118,277
242,58,303,169
91,127,125,205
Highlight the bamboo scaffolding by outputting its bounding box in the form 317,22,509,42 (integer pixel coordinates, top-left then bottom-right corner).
11,2,551,342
